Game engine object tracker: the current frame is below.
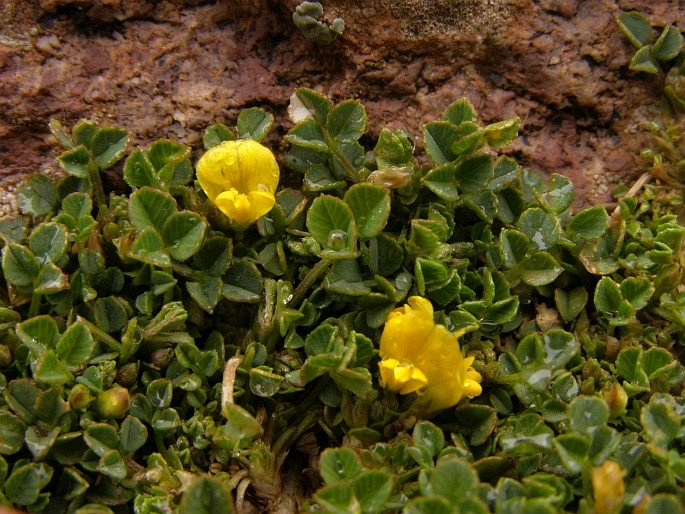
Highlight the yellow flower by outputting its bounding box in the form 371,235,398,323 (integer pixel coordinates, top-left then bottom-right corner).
196,139,279,229
378,296,482,413
592,460,625,514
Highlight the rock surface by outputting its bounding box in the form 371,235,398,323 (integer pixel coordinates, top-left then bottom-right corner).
0,0,681,214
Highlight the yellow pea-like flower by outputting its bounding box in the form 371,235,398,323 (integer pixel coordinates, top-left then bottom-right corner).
196,139,279,230
378,296,482,413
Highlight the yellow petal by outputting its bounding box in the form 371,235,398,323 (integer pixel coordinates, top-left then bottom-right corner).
379,358,427,394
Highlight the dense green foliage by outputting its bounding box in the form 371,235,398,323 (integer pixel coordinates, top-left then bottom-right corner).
0,11,683,514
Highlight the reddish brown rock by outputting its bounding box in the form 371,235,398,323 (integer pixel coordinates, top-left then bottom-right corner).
0,0,681,214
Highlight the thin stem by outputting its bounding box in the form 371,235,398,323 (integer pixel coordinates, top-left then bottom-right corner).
89,162,108,213
287,258,331,309
28,293,42,318
76,315,122,353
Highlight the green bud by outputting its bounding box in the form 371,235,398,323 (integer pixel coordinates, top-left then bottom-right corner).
103,222,121,242
69,383,94,411
96,385,131,419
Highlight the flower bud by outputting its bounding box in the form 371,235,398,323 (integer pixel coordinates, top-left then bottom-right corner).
96,385,131,419
150,348,175,369
592,460,625,514
69,383,94,411
602,383,628,418
116,362,139,387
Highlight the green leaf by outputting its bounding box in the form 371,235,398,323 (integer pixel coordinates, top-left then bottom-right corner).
320,447,363,484
307,195,357,258
93,296,128,333
327,100,366,142
147,378,173,409
640,347,674,379
484,117,520,148
641,396,679,447
131,227,171,267
49,118,75,149
293,88,332,125
203,123,236,149
324,259,371,296
249,367,284,397
56,322,94,370
34,349,73,386
594,276,622,313
119,415,148,455
553,433,590,474
0,412,26,455
0,216,29,243
178,476,234,514
35,261,69,294
161,211,208,261
73,120,97,148
500,229,530,268
554,287,588,322
424,122,460,164
373,128,414,168
403,497,453,514
343,183,391,238
187,276,222,313
520,252,563,286
569,205,609,239
517,208,560,251
193,237,232,276
91,127,129,169
123,149,161,189
4,463,52,506
651,25,683,61
57,145,92,178
16,315,60,352
454,154,493,193
29,222,68,263
18,174,58,217
442,98,477,125
618,11,652,48
84,423,119,457
62,192,92,218
568,396,609,433
315,482,357,514
353,470,393,514
237,107,274,141
620,276,654,310
2,243,39,286
222,260,263,303
97,449,127,481
427,457,478,503
413,421,445,457
129,187,177,231
422,162,458,201
630,45,660,74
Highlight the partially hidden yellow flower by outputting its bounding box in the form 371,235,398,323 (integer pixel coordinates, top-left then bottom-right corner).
592,460,625,514
196,139,279,229
378,296,482,413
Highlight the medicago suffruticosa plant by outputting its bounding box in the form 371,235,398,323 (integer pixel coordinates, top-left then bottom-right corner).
0,14,684,512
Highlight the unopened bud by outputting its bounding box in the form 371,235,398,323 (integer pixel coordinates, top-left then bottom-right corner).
69,383,94,411
116,362,139,387
150,348,174,369
592,460,625,514
602,383,628,418
96,385,131,419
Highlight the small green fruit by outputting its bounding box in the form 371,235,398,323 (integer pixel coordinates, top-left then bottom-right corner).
96,385,131,419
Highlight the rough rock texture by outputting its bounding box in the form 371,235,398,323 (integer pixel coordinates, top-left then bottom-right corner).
0,0,682,214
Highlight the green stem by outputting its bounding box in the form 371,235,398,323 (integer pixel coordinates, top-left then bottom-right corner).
89,161,108,212
287,258,331,309
28,293,42,318
76,315,122,353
